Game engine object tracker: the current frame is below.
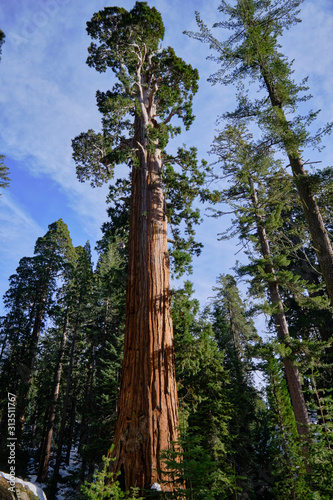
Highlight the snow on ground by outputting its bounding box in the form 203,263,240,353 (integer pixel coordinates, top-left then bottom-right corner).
0,471,47,499
26,446,82,499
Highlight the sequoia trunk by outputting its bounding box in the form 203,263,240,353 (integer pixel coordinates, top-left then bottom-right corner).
111,107,180,492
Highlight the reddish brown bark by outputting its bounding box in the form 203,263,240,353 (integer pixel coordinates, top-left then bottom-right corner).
110,88,180,493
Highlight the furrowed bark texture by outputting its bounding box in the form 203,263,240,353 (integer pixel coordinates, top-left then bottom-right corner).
111,91,180,493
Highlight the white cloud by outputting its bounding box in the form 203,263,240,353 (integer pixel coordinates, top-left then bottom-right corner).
0,193,43,256
0,0,333,315
0,193,44,305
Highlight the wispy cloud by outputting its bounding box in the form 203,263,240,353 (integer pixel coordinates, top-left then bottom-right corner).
0,0,332,312
0,192,44,301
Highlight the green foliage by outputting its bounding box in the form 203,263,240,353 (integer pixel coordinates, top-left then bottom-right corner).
86,3,164,76
302,366,333,498
72,129,117,188
187,0,333,289
72,1,207,276
74,2,199,185
81,451,143,499
170,280,274,498
171,283,234,497
0,220,76,468
151,47,199,129
211,276,275,498
80,240,126,468
212,122,316,308
265,354,309,499
160,433,231,499
163,148,209,276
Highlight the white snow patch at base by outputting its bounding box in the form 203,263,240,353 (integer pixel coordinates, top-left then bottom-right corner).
151,482,162,491
0,471,47,499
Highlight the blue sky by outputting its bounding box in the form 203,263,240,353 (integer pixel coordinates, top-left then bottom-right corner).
1,0,333,325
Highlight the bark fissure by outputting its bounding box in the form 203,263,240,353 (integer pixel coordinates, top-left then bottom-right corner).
111,85,179,492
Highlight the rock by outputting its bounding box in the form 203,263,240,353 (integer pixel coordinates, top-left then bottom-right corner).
0,472,47,499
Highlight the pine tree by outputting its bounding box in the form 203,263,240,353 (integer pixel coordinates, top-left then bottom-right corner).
72,2,207,493
0,154,9,194
162,281,234,498
36,308,70,482
211,274,273,498
187,0,333,308
0,220,74,460
79,240,127,476
265,353,308,500
52,243,94,484
210,123,311,439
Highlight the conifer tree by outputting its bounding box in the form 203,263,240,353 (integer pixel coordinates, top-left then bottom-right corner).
36,244,91,483
0,220,74,458
52,243,94,484
72,2,206,493
79,239,127,475
211,275,273,498
163,282,234,498
0,154,9,194
265,353,308,499
211,123,311,439
187,0,333,307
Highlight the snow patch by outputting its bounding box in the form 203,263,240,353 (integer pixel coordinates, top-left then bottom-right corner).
151,482,162,491
0,471,47,499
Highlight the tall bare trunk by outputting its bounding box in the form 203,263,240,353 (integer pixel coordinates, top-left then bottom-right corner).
111,98,180,493
37,311,68,483
65,379,77,466
53,312,79,482
16,298,46,444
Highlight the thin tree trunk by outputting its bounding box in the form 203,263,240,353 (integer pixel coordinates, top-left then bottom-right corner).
262,70,333,308
249,178,310,437
37,311,69,483
53,312,79,482
0,331,8,362
16,298,46,444
65,378,77,466
79,351,94,482
111,87,180,493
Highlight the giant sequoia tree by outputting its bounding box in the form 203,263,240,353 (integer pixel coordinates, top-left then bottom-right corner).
72,2,202,493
